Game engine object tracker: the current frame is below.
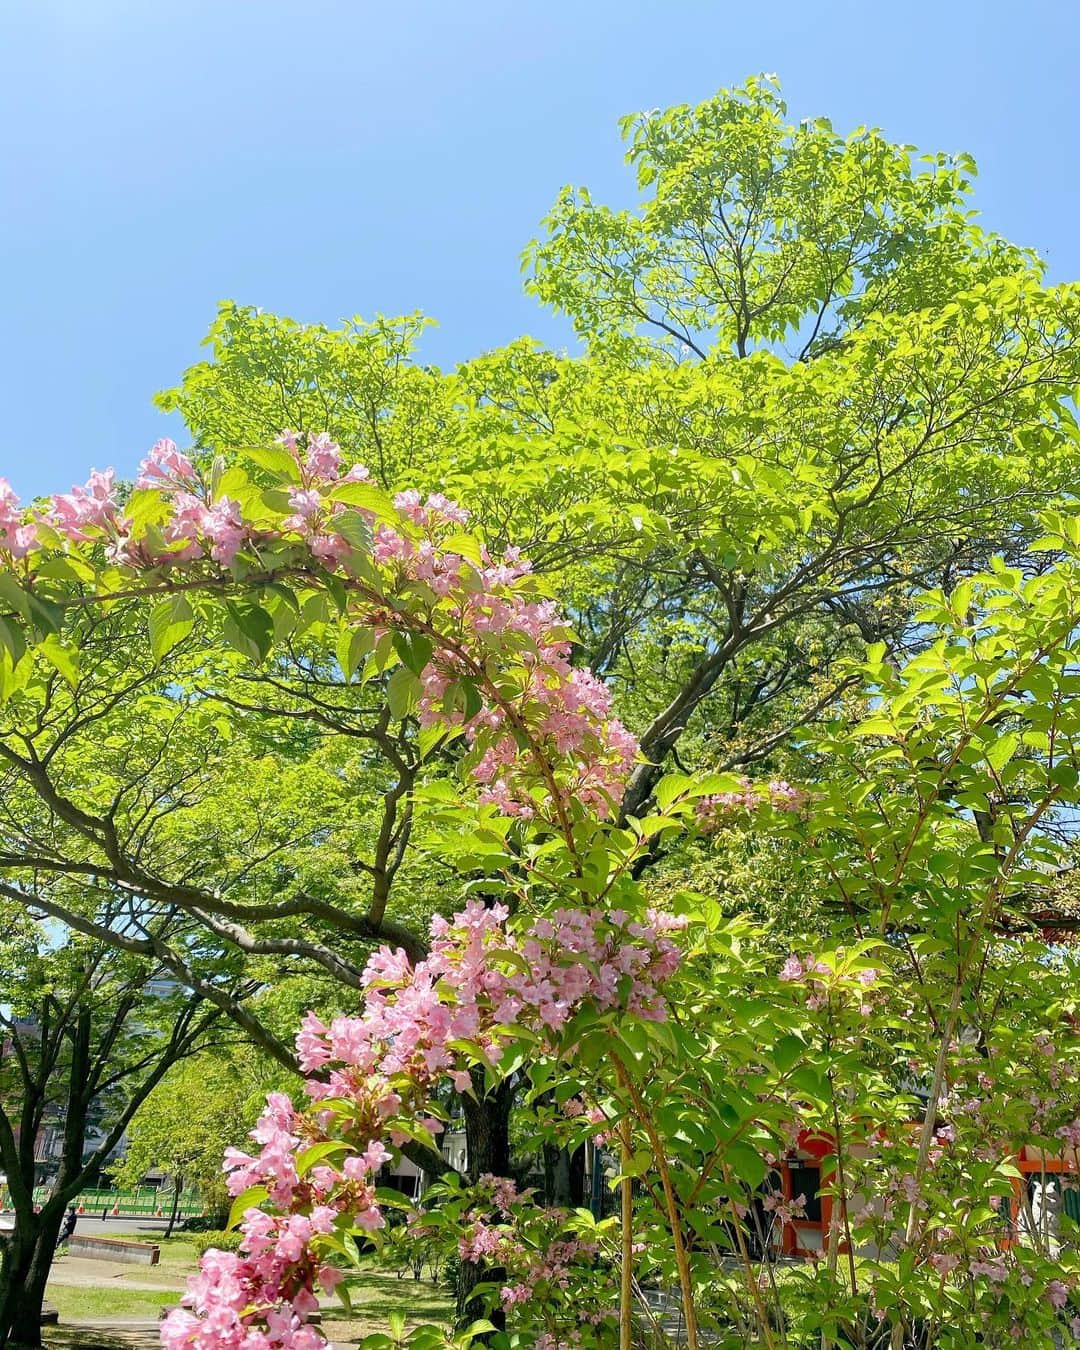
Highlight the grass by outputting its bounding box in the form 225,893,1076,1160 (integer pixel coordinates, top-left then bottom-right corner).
46,1246,451,1339
46,1284,174,1321
323,1267,453,1339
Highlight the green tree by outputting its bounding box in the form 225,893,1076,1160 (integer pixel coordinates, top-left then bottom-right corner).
162,78,1080,827
0,78,1077,1332
0,918,228,1345
112,1051,275,1235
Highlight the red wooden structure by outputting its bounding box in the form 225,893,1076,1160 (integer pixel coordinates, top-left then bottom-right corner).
775,1129,1080,1258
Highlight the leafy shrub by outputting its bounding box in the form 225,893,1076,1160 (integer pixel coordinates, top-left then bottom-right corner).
181,1213,229,1233
191,1229,243,1258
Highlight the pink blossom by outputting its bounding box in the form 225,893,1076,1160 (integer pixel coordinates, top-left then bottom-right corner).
48,468,118,540
305,433,341,480
136,438,195,488
768,779,807,811
201,496,247,564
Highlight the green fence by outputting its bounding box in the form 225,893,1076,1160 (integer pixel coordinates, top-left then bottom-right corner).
20,1186,205,1218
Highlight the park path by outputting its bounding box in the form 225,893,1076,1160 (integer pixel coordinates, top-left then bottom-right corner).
47,1254,185,1294
43,1325,163,1349
42,1325,362,1350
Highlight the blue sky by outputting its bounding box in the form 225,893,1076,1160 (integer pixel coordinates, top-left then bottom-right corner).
3,0,1078,498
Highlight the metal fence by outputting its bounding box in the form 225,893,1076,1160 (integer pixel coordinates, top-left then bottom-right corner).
20,1186,205,1217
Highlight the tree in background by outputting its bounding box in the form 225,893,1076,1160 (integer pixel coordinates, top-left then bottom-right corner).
0,916,231,1344
164,77,1080,818
113,1051,280,1236
119,77,1080,1219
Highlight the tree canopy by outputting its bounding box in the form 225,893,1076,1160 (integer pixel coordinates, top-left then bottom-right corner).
0,77,1078,1349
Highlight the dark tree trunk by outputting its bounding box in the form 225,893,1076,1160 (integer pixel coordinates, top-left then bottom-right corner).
0,1199,66,1349
166,1174,183,1239
0,1218,40,1348
542,1142,586,1208
7,1208,64,1347
462,1084,513,1178
456,1080,516,1330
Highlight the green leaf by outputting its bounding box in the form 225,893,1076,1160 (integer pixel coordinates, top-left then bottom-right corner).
772,1034,805,1074
39,635,79,687
334,510,374,553
655,773,692,809
224,601,274,662
148,594,195,663
0,575,64,637
0,617,26,667
227,1183,269,1231
296,1140,348,1175
125,487,172,536
393,631,434,676
242,443,303,483
373,1187,416,1210
337,624,376,682
723,1140,768,1189
0,573,32,622
330,481,396,519
459,678,483,721
460,1322,498,1340
984,731,1019,773
442,533,484,567
387,666,420,720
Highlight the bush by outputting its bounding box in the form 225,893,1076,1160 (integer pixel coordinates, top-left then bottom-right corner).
181,1213,229,1233
190,1229,243,1259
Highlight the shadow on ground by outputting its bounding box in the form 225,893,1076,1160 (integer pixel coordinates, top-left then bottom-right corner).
39,1326,162,1350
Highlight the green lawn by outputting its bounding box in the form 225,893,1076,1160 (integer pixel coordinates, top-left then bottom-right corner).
323,1268,453,1340
46,1247,452,1337
48,1284,175,1321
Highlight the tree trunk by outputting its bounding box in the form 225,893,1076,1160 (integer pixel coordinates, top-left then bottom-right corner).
8,1209,64,1348
543,1143,586,1208
0,1201,66,1350
0,1218,39,1348
166,1174,183,1239
456,1082,515,1330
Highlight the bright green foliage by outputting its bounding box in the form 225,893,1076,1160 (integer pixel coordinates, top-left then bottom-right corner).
439,534,1080,1346
0,77,1078,1348
155,308,447,486
527,75,1032,358
113,1051,280,1222
156,81,1080,825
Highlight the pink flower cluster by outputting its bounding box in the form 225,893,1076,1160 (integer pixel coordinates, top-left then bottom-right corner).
48,468,120,543
0,479,38,559
449,1183,612,1336
696,777,808,830
163,901,683,1347
298,900,683,1092
778,954,879,1015
5,432,638,820
761,1186,807,1229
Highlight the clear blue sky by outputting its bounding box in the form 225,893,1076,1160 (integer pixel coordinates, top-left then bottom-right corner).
3,0,1077,499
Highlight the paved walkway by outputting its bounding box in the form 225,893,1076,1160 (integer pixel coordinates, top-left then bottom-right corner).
43,1325,163,1350
49,1254,184,1294
41,1324,361,1350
